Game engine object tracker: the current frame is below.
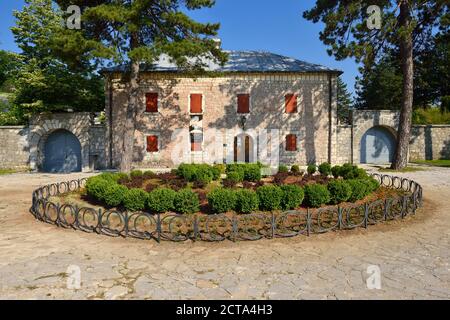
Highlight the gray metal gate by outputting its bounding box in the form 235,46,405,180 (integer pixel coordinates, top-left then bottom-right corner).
360,126,395,163
43,129,81,173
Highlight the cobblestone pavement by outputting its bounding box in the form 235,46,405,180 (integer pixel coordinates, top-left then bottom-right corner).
0,168,449,300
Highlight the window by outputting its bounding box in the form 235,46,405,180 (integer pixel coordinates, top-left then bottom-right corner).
190,132,203,152
146,135,159,152
285,134,297,151
190,94,203,113
146,93,158,112
237,94,250,113
285,94,297,113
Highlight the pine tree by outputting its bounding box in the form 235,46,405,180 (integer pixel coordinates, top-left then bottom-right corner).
337,77,353,124
53,0,227,172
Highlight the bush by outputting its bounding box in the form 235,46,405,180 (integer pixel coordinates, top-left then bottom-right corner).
290,164,301,175
173,189,200,214
278,165,288,173
331,165,342,178
347,179,369,201
147,187,176,213
280,185,304,210
103,184,128,207
130,170,143,178
211,166,222,180
85,176,110,200
327,180,352,204
176,163,197,181
318,162,332,176
307,164,317,175
304,184,331,208
213,164,226,174
227,170,244,183
193,165,214,184
340,163,368,180
365,176,380,192
115,172,130,182
235,189,259,213
176,163,218,183
207,188,237,213
256,185,283,211
243,163,262,181
98,172,121,182
143,170,156,178
123,188,148,211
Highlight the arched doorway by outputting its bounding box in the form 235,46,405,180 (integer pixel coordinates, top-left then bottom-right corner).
360,126,396,164
43,129,82,172
234,134,254,163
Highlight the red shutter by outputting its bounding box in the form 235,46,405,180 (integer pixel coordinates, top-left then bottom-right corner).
237,94,250,113
286,134,297,151
146,135,158,152
190,94,203,113
285,94,297,113
146,93,158,112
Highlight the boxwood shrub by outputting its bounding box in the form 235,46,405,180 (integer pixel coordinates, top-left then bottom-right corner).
331,165,342,178
130,170,143,178
227,170,244,183
173,189,200,214
347,179,369,201
147,187,176,213
123,188,148,211
304,184,331,207
243,163,262,181
103,183,128,207
290,164,301,175
365,176,380,192
207,188,237,213
318,162,332,176
327,180,352,204
85,176,110,201
278,165,289,173
235,189,259,213
280,184,304,210
256,185,283,211
307,164,317,175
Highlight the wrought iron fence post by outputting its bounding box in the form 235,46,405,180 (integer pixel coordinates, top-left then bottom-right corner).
192,215,199,242
232,215,238,242
401,195,407,218
364,203,369,229
96,208,102,234
412,191,417,214
384,198,389,221
55,203,61,226
156,213,161,243
124,211,129,237
73,205,79,229
338,206,342,230
271,212,276,239
306,208,311,236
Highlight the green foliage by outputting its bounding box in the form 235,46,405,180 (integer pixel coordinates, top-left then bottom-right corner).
339,163,367,180
304,184,331,208
307,164,317,175
365,177,380,193
280,185,304,210
318,162,332,176
337,76,352,124
147,187,176,213
290,164,301,174
347,179,370,202
173,189,200,214
0,50,21,91
207,188,237,213
103,184,128,207
331,165,342,178
143,170,156,178
130,170,143,178
234,189,259,214
226,163,261,182
278,165,288,173
123,188,148,211
226,171,244,183
256,185,283,211
327,180,352,204
176,163,218,183
213,164,226,174
412,108,450,125
85,176,110,201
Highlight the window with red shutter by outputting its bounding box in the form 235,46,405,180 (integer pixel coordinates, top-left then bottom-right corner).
146,93,158,112
237,94,250,113
190,94,203,113
286,134,297,151
285,94,297,113
146,135,158,152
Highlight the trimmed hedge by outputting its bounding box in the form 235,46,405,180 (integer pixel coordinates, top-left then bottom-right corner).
331,165,341,179
256,185,283,211
173,189,200,214
290,164,300,174
207,188,237,213
176,163,219,183
280,184,304,209
130,170,143,178
227,171,244,183
226,163,261,182
123,188,148,211
147,187,176,213
307,164,317,175
235,189,259,214
318,162,332,176
347,179,369,201
85,176,110,201
103,183,128,207
304,184,331,207
278,165,289,173
327,180,352,204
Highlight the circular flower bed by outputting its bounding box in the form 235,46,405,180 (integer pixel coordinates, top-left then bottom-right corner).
30,163,423,242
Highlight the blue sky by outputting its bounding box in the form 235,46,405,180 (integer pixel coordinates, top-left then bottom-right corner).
0,0,360,95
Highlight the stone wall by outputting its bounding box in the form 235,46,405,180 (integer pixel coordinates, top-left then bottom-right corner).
335,125,352,164
89,125,108,169
0,126,30,169
410,125,450,160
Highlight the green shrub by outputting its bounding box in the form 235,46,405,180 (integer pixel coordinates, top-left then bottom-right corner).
278,165,288,173
318,162,332,176
307,164,317,175
176,163,197,181
304,184,331,207
211,166,222,180
130,170,143,178
365,176,380,192
290,164,301,174
98,172,120,182
347,179,369,201
123,188,148,211
256,185,283,211
340,164,368,180
102,184,128,207
235,189,259,213
213,163,226,174
85,176,110,200
227,170,244,183
147,187,176,213
193,165,214,184
331,165,342,178
115,172,130,182
143,170,156,178
176,163,218,182
173,189,200,214
327,180,352,204
243,163,262,181
280,185,304,209
207,188,237,213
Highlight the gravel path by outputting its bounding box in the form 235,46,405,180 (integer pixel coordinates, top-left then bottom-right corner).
0,168,448,299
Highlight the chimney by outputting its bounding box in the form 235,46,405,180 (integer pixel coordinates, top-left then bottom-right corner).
212,38,221,49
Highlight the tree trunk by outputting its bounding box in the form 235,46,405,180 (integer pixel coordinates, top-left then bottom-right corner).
119,34,140,172
391,0,414,170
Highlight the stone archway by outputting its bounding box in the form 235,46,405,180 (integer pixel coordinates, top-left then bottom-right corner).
234,133,255,163
360,126,396,163
43,129,82,172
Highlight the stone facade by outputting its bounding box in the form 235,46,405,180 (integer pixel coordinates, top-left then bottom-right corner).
0,126,30,170
409,125,450,160
106,72,338,168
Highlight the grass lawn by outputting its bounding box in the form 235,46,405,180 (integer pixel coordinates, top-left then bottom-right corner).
378,166,425,173
0,169,17,175
411,159,450,168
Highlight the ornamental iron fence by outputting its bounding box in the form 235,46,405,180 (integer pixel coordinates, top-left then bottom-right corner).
30,173,423,242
